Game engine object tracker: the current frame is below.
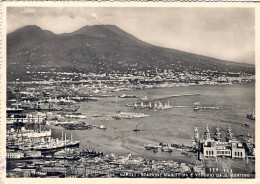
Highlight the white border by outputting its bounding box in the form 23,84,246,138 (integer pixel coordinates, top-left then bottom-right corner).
1,2,260,184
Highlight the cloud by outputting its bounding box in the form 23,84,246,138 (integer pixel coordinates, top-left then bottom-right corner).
90,12,102,24
21,8,37,15
103,12,114,17
69,14,75,19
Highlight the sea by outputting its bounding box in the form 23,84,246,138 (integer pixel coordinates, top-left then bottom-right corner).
49,83,255,162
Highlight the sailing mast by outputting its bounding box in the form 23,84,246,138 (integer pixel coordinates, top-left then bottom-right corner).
62,130,64,141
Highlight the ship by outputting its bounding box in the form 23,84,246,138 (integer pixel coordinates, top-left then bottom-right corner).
141,96,149,101
148,102,152,109
193,102,201,111
65,113,87,119
120,94,137,98
34,132,80,153
193,106,200,111
134,102,138,109
154,101,158,111
20,100,80,112
6,128,80,154
157,101,163,109
140,102,145,109
161,146,173,152
80,149,104,157
53,149,80,160
202,106,220,110
242,123,250,127
96,125,107,130
112,111,149,119
61,123,93,130
162,101,173,110
247,110,255,120
144,144,160,150
133,125,140,132
7,127,51,139
6,107,24,113
153,101,172,110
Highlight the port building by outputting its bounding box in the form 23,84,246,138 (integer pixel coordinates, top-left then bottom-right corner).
194,125,246,159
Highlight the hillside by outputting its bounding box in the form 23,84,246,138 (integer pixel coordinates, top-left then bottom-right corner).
7,25,254,81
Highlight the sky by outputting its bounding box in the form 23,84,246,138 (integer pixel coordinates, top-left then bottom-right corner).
7,7,255,64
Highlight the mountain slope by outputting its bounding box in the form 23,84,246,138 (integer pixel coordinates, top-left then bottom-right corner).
7,25,254,81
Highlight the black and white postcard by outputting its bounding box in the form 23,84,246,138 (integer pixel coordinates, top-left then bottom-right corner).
1,2,259,184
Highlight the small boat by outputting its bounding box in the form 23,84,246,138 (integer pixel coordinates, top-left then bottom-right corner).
120,94,137,98
162,101,173,110
140,102,145,109
134,102,138,109
193,106,200,111
98,125,107,130
247,110,255,120
153,148,158,153
112,116,121,120
193,102,200,111
133,125,140,132
141,96,148,101
242,123,250,127
161,147,173,152
148,102,152,109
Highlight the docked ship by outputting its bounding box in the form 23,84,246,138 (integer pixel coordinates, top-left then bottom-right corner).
20,100,80,112
6,107,24,113
7,127,51,139
7,128,80,154
34,139,80,153
53,149,80,160
7,113,46,125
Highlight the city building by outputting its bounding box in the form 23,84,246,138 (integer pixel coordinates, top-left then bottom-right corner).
7,150,24,159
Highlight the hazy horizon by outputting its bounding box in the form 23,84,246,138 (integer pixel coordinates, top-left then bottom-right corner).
7,7,255,64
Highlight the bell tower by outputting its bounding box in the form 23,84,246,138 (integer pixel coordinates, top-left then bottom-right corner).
214,126,221,141
204,125,211,140
194,127,200,142
226,125,234,142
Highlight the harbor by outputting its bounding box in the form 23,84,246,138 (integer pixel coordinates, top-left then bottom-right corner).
6,82,255,178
